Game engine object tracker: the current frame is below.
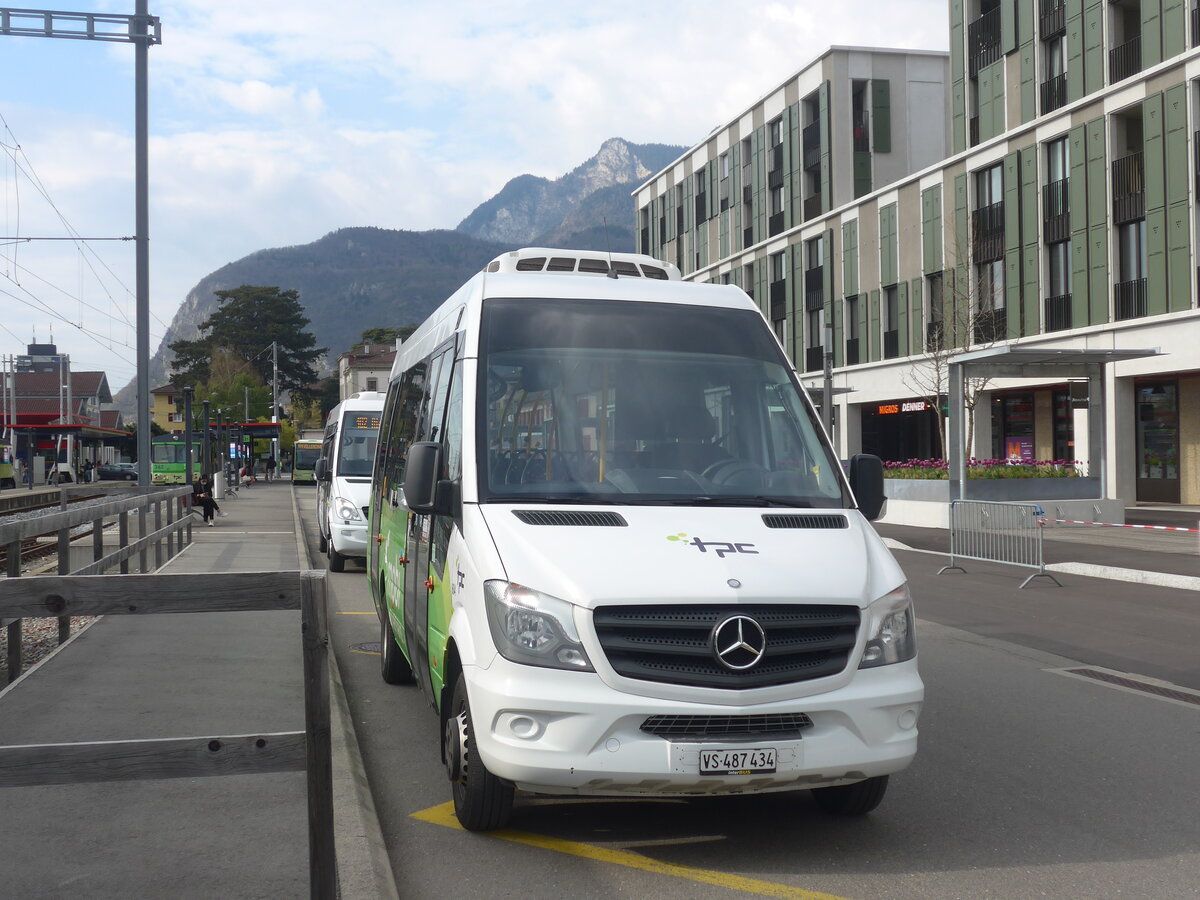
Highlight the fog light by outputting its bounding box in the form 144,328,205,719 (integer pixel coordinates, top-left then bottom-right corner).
897,708,918,730
501,713,543,740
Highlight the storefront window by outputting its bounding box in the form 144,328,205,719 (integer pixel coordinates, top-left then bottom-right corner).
1052,389,1074,462
1136,383,1178,481
991,392,1034,461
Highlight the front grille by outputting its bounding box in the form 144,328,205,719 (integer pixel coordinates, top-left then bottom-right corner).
762,514,847,529
593,604,860,690
513,510,627,527
641,712,814,740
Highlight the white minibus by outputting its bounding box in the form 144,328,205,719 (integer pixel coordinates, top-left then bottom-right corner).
369,248,922,830
316,391,385,572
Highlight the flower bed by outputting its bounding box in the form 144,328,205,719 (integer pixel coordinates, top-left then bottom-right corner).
882,458,1080,480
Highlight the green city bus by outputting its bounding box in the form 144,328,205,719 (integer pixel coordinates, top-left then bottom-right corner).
293,439,322,484
151,433,201,484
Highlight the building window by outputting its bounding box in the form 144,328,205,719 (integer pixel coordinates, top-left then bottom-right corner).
1041,36,1067,113
975,259,1005,342
845,295,860,365
973,163,1005,262
1135,381,1180,502
366,378,378,392
1115,219,1148,319
769,251,786,324
883,285,900,359
1045,240,1072,331
925,271,945,351
742,261,755,302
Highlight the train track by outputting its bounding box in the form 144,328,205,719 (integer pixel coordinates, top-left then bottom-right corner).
0,492,107,572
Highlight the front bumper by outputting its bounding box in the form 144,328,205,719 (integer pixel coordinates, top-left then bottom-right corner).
463,656,923,797
329,522,369,559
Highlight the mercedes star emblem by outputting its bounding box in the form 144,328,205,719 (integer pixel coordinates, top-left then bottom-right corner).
711,615,767,671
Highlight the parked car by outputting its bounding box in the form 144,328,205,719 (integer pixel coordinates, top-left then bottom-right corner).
96,462,138,481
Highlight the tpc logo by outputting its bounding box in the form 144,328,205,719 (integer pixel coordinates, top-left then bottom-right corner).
667,533,758,558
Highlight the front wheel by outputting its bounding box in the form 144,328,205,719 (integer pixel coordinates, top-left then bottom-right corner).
328,544,346,573
811,775,889,815
379,604,413,685
318,530,328,554
445,677,513,831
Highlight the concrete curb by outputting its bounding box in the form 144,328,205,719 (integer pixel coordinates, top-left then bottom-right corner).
290,484,398,900
882,537,1200,592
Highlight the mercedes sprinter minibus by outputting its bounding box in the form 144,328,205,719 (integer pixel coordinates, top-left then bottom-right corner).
368,248,922,830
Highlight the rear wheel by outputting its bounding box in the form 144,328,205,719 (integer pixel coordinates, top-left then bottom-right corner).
811,775,889,815
379,602,413,684
445,677,513,831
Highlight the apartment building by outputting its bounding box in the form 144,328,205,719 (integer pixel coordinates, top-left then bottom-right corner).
636,4,1200,506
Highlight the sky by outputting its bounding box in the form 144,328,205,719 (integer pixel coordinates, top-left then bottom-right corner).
0,0,947,388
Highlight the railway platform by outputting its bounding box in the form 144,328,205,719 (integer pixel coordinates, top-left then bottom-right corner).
0,478,392,899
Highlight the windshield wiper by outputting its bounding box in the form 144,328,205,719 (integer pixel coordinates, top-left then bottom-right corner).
681,496,816,508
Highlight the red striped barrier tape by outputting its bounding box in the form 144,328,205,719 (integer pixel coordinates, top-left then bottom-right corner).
1047,518,1200,534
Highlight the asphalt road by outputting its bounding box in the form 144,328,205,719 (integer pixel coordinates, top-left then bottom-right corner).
295,490,1200,900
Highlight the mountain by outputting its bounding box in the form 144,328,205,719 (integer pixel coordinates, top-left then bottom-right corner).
456,138,682,247
113,137,685,414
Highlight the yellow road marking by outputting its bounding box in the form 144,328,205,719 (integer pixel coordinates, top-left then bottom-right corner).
411,802,854,900
351,649,381,656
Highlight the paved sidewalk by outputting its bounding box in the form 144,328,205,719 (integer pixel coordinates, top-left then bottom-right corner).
0,480,390,898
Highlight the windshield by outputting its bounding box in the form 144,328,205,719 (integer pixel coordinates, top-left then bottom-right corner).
478,297,848,507
294,445,321,468
152,443,188,464
337,411,380,477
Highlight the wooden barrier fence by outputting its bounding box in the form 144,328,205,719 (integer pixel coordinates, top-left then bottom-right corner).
0,570,335,899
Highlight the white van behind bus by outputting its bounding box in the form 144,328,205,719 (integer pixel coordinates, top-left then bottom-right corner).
315,391,385,572
369,248,922,830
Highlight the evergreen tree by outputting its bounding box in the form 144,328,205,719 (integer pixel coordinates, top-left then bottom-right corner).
169,286,326,392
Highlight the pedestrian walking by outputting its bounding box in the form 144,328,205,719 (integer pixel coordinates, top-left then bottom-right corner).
83,459,94,484
192,476,220,526
265,456,276,482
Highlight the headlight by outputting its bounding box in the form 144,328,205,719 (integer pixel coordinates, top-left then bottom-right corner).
858,583,916,668
334,497,361,521
483,581,594,672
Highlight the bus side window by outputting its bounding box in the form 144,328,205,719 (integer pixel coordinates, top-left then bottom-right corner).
431,358,463,574
392,360,428,490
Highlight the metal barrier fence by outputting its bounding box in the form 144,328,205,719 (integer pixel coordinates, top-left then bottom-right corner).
937,499,1061,589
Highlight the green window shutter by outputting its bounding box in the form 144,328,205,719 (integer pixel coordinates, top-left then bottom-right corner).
950,0,965,80
897,281,909,356
1070,235,1090,329
823,228,835,303
952,80,967,154
1144,92,1166,215
789,104,803,228
1001,0,1018,53
869,289,881,362
992,60,1007,136
1168,203,1190,312
880,204,898,286
910,277,924,351
1065,7,1084,103
1085,118,1106,230
1146,210,1168,317
842,220,859,295
819,82,833,211
1085,117,1108,325
1163,0,1185,58
832,289,844,368
854,150,873,198
1019,41,1036,124
871,80,891,153
1087,228,1108,326
1083,3,1104,96
1022,245,1040,335
954,173,969,273
978,66,994,142
1141,0,1162,68
1003,151,1021,248
1165,85,1190,312
1069,125,1089,246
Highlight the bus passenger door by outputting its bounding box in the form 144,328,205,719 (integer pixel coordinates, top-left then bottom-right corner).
403,346,453,696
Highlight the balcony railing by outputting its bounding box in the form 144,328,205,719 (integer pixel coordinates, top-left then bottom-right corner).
968,7,1003,76
805,346,824,373
1044,293,1072,332
695,194,708,224
770,143,783,173
1112,151,1145,224
972,201,1005,262
803,121,821,170
1109,34,1141,83
969,116,980,147
743,226,754,248
852,119,870,153
768,211,785,237
845,337,860,366
1040,73,1067,115
883,329,900,359
1040,0,1066,37
805,266,824,311
926,321,945,352
1043,178,1070,243
769,280,787,322
974,307,1007,344
804,194,823,221
768,166,784,190
1115,278,1147,320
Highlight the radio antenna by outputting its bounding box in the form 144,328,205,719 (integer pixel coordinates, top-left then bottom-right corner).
603,217,618,278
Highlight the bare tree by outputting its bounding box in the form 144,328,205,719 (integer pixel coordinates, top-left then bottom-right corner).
901,251,1007,459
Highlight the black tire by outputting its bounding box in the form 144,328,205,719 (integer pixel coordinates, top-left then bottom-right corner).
811,775,889,816
379,603,413,685
444,677,513,831
318,530,328,554
328,545,346,573
125,474,135,481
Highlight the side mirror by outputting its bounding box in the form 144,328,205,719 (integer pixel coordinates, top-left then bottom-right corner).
848,453,886,521
315,458,331,481
404,442,456,516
